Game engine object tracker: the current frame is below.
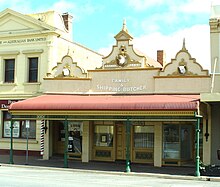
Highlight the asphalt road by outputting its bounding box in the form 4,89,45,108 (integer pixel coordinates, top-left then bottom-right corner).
0,165,219,187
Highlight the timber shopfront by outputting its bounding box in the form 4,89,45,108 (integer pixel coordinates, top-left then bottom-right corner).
9,94,200,169
9,22,210,171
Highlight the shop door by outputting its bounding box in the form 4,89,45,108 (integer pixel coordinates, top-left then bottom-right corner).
116,124,126,160
180,125,192,160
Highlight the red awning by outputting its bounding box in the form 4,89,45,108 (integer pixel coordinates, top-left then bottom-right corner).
9,95,199,111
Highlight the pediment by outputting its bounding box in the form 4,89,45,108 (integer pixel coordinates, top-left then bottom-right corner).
0,9,55,35
159,45,209,76
114,30,133,41
46,55,87,79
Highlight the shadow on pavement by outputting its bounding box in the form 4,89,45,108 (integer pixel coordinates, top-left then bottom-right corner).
0,154,196,176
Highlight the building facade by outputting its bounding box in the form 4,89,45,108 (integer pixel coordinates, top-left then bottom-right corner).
9,19,211,169
0,9,102,155
201,4,220,165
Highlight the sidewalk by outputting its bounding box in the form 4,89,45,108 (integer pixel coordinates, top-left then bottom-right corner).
1,154,220,182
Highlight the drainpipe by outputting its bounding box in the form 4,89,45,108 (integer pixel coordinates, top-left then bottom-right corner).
211,57,218,93
125,118,131,172
9,118,14,164
64,116,68,168
195,113,202,177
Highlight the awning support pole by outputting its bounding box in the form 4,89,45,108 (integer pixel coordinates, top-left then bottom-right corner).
9,118,14,164
195,114,202,177
64,116,68,168
125,117,131,172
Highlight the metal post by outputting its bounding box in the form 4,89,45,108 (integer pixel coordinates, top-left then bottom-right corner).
64,116,68,168
195,114,202,177
125,118,131,172
9,118,14,164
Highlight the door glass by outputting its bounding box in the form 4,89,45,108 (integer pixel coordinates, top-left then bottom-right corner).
68,121,83,155
181,125,192,160
163,124,180,159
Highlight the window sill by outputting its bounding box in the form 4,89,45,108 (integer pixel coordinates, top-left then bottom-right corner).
0,138,38,144
23,82,41,85
0,83,17,86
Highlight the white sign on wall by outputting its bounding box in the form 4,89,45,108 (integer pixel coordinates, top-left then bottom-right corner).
4,121,20,138
96,78,146,92
0,37,47,45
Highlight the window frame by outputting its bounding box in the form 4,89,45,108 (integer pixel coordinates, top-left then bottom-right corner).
2,111,36,139
28,57,39,83
4,58,15,83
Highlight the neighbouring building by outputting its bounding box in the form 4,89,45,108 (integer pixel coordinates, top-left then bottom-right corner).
201,4,220,165
9,18,211,169
0,9,102,156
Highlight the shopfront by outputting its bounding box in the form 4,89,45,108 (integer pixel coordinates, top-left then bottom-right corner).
9,94,200,168
92,121,154,164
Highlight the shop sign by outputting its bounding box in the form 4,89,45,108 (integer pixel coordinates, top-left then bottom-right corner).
0,100,18,109
96,78,146,92
0,37,47,45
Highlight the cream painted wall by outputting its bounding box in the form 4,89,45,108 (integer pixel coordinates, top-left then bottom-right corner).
210,33,220,73
153,122,162,167
155,77,211,94
82,121,90,162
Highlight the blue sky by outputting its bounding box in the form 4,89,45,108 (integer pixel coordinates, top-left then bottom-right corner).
0,0,218,70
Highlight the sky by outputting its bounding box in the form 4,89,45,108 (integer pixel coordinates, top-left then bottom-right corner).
0,0,219,70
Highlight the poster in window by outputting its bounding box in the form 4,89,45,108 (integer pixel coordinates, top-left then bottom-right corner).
4,121,20,138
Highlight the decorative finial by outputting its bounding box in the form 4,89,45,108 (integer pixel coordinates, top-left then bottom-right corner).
182,38,186,50
122,19,128,32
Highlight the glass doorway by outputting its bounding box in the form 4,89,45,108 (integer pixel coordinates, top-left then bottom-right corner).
68,121,83,159
52,120,82,159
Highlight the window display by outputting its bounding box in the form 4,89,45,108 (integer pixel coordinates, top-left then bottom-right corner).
134,125,154,148
68,121,82,154
94,125,113,147
163,124,180,159
2,111,36,139
163,124,194,160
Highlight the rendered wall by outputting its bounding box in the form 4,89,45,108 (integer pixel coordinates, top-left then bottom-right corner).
211,104,220,165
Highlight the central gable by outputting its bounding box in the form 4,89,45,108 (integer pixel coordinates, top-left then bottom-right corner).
101,20,161,70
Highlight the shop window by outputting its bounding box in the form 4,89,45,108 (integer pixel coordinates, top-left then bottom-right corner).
2,111,36,139
94,125,114,147
4,59,15,83
163,124,180,159
163,124,194,160
134,126,154,148
28,57,38,82
21,121,36,139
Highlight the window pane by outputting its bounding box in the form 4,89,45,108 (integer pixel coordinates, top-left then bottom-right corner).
28,57,38,82
21,120,36,139
5,59,15,83
94,125,114,147
163,124,180,159
3,121,20,138
181,125,192,160
134,126,154,148
68,121,82,154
